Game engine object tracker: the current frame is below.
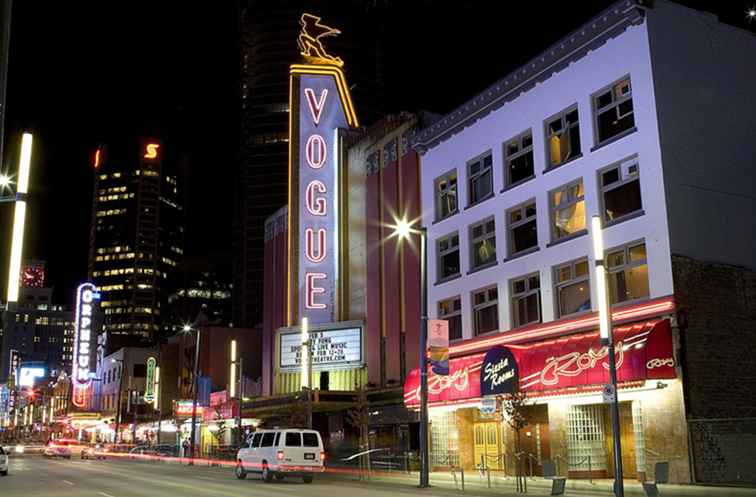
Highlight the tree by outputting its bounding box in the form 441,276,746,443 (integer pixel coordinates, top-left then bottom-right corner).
501,390,530,493
346,384,371,478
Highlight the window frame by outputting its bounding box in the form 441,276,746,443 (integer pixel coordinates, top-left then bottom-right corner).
549,179,586,242
466,152,494,207
469,216,497,271
503,129,535,188
606,240,649,306
592,76,635,146
438,296,463,341
553,257,591,318
510,272,542,328
434,169,459,221
471,285,499,336
507,199,538,257
544,105,581,170
436,231,461,282
598,157,642,225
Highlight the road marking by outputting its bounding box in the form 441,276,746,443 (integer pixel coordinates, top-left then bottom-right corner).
98,492,116,497
62,479,75,485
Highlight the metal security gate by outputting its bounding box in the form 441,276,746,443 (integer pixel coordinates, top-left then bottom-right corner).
430,411,459,468
689,418,756,485
567,404,608,472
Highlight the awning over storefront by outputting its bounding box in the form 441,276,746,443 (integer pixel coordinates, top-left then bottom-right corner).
404,319,676,407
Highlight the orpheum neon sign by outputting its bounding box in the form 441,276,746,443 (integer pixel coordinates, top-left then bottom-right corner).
293,65,356,324
72,283,100,408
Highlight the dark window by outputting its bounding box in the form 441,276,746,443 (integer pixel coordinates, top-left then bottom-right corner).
436,233,460,281
546,107,581,168
261,432,276,447
511,274,541,328
508,201,538,255
504,131,534,186
470,218,497,269
303,433,319,447
554,259,591,317
595,78,635,144
472,286,499,336
133,364,147,378
601,159,642,222
285,432,301,447
467,154,493,206
438,297,463,341
251,433,262,448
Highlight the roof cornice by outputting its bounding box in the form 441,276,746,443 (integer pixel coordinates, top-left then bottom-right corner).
413,0,646,155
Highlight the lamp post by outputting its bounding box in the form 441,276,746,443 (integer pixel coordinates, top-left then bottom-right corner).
591,215,624,497
392,218,429,488
300,317,313,429
185,323,201,466
230,339,244,445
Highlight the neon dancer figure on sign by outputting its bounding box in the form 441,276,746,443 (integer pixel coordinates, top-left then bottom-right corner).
297,13,344,67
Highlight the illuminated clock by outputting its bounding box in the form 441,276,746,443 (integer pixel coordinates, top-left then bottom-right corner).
21,264,45,288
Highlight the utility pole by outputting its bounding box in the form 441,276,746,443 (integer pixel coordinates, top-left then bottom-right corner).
113,358,124,444
188,325,201,465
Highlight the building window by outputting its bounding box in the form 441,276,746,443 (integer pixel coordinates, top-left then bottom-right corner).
594,77,634,144
554,258,591,317
507,201,538,256
472,286,498,336
546,106,581,168
511,273,541,328
438,296,462,341
600,158,642,223
434,170,458,221
504,130,534,187
607,241,649,304
469,217,497,270
550,180,586,241
467,153,493,206
436,232,460,281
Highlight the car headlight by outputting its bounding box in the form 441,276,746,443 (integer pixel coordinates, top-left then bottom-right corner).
15,445,24,454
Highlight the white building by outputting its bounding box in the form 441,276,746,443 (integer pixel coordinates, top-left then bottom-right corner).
410,0,756,485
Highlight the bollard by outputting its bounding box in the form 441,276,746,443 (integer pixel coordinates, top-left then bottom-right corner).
461,467,465,492
487,467,491,488
588,455,592,484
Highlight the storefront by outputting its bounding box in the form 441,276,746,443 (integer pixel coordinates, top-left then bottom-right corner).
404,317,691,483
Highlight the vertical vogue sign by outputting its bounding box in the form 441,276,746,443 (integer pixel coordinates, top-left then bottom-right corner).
297,73,349,323
72,283,100,408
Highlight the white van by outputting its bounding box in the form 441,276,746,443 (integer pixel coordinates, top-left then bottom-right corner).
235,428,325,483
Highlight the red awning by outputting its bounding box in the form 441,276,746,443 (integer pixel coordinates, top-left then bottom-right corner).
404,319,676,407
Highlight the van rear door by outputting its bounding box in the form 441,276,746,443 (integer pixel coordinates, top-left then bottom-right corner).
301,431,322,468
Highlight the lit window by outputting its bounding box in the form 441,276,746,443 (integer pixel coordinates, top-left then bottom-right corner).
550,179,586,241
434,170,458,221
553,258,591,317
546,106,581,168
607,241,649,304
469,217,496,270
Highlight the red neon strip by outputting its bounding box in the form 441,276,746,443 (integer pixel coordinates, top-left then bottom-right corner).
449,296,674,356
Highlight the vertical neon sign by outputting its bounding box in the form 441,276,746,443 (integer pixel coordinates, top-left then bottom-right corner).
71,282,100,408
297,73,350,324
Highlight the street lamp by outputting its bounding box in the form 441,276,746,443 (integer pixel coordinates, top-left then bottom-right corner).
184,323,201,465
591,215,624,497
230,339,244,444
391,216,429,488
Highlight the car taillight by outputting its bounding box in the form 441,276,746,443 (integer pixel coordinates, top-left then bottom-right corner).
276,450,284,461
320,451,326,462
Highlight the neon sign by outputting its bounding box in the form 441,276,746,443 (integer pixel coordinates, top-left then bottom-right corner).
144,143,160,159
144,357,157,403
72,283,100,408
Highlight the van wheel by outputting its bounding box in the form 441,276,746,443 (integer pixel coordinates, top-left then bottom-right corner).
261,462,272,483
275,473,285,480
235,461,247,479
0,470,7,476
303,475,313,484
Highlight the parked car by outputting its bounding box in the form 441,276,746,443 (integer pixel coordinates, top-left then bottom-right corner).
81,443,107,460
235,429,325,483
0,445,9,476
44,439,73,459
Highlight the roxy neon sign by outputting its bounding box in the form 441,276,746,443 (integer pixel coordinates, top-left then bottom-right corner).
72,282,100,407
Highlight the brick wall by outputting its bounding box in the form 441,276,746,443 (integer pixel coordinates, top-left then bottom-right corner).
672,255,756,419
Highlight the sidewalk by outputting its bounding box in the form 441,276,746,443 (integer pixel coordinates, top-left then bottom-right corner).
320,468,756,497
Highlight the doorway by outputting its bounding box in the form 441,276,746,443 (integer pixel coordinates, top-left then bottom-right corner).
474,421,502,470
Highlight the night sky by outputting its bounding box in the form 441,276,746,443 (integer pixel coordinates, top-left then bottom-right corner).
1,0,751,306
